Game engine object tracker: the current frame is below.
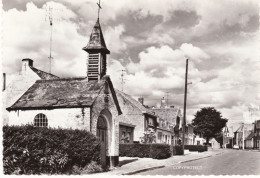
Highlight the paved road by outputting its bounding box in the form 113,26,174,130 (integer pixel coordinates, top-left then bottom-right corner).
139,150,260,175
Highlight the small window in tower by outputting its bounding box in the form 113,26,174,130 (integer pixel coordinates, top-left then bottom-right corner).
34,113,48,127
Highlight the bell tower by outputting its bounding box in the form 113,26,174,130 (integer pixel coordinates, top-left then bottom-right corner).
83,17,110,81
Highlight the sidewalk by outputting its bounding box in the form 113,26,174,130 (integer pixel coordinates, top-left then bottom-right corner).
98,149,225,175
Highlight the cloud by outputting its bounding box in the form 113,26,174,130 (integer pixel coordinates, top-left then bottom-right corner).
2,0,259,126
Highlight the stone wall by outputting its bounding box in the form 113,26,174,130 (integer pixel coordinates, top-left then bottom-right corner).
8,107,91,130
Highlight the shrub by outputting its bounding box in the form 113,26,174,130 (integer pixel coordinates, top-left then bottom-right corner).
3,125,101,175
140,128,156,144
184,145,208,152
173,145,184,155
72,161,103,174
119,143,171,159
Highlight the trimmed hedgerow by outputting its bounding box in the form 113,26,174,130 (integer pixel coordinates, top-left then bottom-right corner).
119,143,171,159
184,145,208,152
3,125,100,175
172,145,184,155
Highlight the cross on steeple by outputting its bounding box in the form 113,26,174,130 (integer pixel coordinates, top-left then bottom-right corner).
97,0,102,19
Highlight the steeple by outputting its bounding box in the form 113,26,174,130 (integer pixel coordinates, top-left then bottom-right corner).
83,18,110,81
83,19,110,54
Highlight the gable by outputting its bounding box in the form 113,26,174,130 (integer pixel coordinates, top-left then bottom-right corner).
115,89,151,115
29,66,59,80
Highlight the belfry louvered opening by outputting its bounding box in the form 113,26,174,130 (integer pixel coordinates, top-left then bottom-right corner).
88,53,99,80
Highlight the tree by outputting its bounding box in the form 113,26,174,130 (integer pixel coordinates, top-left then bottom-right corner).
192,107,228,145
140,128,156,143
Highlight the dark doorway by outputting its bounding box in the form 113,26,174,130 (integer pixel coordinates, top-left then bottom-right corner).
97,116,108,169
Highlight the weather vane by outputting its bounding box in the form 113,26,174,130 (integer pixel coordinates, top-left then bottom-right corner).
97,0,102,19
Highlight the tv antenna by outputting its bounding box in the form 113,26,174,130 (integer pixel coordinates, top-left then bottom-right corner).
48,7,53,74
119,69,127,92
45,5,63,74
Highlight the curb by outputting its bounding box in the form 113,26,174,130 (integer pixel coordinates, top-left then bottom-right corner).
122,165,165,175
119,151,225,175
178,155,212,164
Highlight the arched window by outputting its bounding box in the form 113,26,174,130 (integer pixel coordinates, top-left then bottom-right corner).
34,113,48,127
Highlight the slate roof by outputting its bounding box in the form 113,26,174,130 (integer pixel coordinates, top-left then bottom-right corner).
30,66,59,80
7,76,121,113
82,19,110,54
235,124,254,132
245,131,254,140
115,89,155,116
255,120,260,129
152,108,181,124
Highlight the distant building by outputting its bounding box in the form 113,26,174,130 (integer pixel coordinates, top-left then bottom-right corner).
194,133,206,145
152,103,182,145
234,123,254,149
253,120,260,149
209,138,220,149
115,90,157,143
245,131,254,149
179,124,195,145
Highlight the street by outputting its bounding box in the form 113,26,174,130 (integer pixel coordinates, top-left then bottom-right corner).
139,149,260,175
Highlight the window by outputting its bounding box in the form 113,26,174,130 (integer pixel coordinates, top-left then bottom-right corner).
148,118,154,126
34,113,48,127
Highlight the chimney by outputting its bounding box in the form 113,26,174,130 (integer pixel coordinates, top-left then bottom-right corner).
22,58,33,72
160,97,166,108
3,73,6,91
138,97,144,105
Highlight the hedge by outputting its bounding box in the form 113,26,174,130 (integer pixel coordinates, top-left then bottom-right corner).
184,145,208,152
119,143,171,159
3,125,100,175
173,145,184,155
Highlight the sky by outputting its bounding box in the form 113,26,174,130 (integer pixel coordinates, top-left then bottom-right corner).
1,0,260,128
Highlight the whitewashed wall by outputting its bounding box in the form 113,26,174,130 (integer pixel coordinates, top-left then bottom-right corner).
8,107,91,131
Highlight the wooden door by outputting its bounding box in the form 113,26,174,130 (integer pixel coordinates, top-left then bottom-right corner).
97,117,107,168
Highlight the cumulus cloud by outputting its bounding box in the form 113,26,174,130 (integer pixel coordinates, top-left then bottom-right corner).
2,0,259,125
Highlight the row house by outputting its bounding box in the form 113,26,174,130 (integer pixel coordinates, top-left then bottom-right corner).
115,91,157,143
179,124,195,145
233,123,254,148
152,103,182,145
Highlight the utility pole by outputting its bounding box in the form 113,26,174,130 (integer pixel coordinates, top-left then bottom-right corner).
242,122,245,150
231,126,233,148
182,59,188,154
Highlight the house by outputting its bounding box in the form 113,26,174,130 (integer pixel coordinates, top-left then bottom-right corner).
209,138,220,149
179,124,195,145
6,18,122,168
245,131,254,149
234,123,254,149
253,120,260,149
115,90,157,143
2,58,59,125
152,105,182,145
194,133,206,145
